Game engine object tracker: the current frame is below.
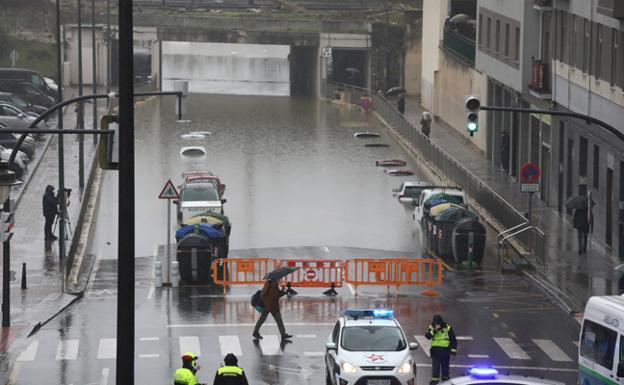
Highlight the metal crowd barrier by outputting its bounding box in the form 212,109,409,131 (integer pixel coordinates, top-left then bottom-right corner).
211,258,279,292
279,259,343,296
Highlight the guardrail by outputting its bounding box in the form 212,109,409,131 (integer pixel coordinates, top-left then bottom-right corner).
279,259,343,295
321,81,546,262
211,258,279,292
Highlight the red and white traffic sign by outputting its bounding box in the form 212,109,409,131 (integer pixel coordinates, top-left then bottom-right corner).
159,179,179,199
305,269,317,280
520,162,541,184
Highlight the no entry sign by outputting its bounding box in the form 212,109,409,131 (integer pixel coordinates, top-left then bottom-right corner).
305,269,317,280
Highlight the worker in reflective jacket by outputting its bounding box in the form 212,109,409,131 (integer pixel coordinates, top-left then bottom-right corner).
213,353,249,385
174,352,202,385
425,314,457,384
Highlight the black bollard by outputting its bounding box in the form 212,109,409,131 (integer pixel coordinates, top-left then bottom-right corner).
21,262,26,289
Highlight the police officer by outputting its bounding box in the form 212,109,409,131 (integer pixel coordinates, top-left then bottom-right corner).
174,351,203,385
213,353,249,385
425,314,457,384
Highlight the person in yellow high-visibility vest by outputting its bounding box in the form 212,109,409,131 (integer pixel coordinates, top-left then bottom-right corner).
425,314,457,384
174,352,203,385
213,353,249,385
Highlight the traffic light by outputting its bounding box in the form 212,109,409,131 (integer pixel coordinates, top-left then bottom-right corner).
1,211,14,242
465,96,481,137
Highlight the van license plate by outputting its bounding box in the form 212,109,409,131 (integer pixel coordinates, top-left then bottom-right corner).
367,380,391,385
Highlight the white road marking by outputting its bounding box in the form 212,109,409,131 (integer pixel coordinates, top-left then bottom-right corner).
179,336,202,357
99,368,110,385
414,336,431,357
16,341,39,362
414,364,576,372
532,339,573,362
56,339,80,360
139,354,160,358
493,337,530,360
219,335,242,356
346,283,356,296
304,351,325,357
456,336,473,340
467,354,490,358
259,335,282,355
323,246,330,253
147,287,155,300
296,334,317,338
168,322,335,328
139,337,160,341
97,338,116,359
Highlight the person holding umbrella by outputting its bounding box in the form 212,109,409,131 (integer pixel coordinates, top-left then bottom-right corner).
252,266,298,341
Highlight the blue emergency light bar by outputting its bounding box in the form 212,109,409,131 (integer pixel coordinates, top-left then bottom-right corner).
469,367,498,379
344,309,394,319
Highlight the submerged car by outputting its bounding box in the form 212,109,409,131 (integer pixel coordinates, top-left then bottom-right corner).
176,182,226,226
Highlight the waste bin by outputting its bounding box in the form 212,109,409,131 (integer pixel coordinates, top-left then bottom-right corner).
176,233,214,284
452,218,486,266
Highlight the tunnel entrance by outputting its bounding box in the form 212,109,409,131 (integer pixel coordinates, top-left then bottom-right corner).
290,46,318,96
330,49,369,88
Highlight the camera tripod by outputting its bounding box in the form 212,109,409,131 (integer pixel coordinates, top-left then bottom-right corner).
52,212,72,240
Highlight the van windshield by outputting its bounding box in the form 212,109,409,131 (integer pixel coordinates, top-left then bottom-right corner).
580,319,617,370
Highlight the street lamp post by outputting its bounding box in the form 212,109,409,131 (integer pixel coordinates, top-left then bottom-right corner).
91,0,98,145
0,162,23,327
77,0,85,189
55,0,66,278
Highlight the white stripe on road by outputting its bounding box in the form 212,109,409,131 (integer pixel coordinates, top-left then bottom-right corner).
147,287,155,300
296,334,317,338
259,335,282,356
139,337,160,341
414,336,431,357
532,339,573,362
97,338,117,359
323,246,330,253
346,283,356,296
16,341,39,362
179,336,202,357
456,336,473,340
99,368,110,385
493,337,530,360
56,339,80,360
168,323,335,328
467,354,490,358
304,351,326,357
219,335,242,356
139,354,160,358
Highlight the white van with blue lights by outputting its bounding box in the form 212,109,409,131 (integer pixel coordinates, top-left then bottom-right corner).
438,367,564,385
324,309,419,385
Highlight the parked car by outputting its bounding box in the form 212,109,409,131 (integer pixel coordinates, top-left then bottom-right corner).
0,92,47,117
176,182,227,226
181,170,226,197
392,181,433,203
0,68,57,100
44,77,58,93
412,187,465,226
0,145,27,178
0,81,55,108
0,102,45,131
0,131,35,159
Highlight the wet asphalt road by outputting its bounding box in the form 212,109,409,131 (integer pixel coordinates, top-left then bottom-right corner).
4,95,580,384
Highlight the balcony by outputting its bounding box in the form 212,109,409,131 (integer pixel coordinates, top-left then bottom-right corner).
528,59,551,99
533,0,553,11
442,26,475,65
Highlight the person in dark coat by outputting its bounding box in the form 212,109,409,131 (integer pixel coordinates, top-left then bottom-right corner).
420,111,432,138
42,185,59,241
425,314,457,384
573,207,592,254
252,279,292,341
397,94,405,115
500,131,510,172
213,353,248,385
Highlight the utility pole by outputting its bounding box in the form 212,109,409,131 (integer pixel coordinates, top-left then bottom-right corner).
77,0,85,189
91,0,98,145
106,0,111,94
56,0,67,290
116,0,135,384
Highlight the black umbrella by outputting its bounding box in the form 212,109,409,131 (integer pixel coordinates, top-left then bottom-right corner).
345,67,360,75
564,195,595,210
386,86,406,96
263,266,299,281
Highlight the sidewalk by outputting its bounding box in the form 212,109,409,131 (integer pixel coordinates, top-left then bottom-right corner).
0,92,105,354
402,96,618,312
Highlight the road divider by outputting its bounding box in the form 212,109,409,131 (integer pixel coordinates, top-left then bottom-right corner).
212,258,280,293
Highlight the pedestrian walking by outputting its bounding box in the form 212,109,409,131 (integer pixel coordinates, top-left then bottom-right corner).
174,351,204,385
213,353,249,385
42,185,59,241
252,278,292,341
573,207,592,254
425,314,457,385
397,94,405,115
420,111,433,138
500,131,510,172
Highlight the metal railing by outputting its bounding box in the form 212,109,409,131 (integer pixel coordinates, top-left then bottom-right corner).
442,27,475,64
321,81,546,261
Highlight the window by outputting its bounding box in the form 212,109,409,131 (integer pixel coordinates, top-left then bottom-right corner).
514,27,520,64
611,29,618,86
580,137,588,177
580,320,617,370
341,326,406,352
181,184,219,202
496,20,501,54
597,24,603,79
0,105,19,117
505,23,510,57
593,145,600,189
571,15,578,68
479,14,483,45
583,19,590,72
331,322,340,344
487,17,492,50
559,10,567,60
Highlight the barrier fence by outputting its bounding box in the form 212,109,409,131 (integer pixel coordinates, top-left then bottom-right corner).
210,257,444,296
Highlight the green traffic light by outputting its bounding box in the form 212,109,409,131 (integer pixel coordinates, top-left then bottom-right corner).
467,122,478,132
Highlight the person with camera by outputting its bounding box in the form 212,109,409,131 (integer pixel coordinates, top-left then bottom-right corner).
42,185,59,241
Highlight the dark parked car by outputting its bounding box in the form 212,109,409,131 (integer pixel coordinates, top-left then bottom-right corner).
0,81,55,108
0,131,35,159
0,68,57,100
0,92,47,117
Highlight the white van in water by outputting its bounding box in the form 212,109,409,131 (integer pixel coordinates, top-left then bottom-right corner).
412,187,465,227
579,296,624,385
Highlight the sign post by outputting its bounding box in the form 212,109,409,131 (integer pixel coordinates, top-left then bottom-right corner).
159,179,179,286
520,162,541,222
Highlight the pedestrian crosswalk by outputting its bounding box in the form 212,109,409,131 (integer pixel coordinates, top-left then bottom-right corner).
13,334,578,364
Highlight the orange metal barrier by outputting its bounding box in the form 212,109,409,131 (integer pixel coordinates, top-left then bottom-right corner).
344,258,443,295
211,258,279,292
279,259,343,295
